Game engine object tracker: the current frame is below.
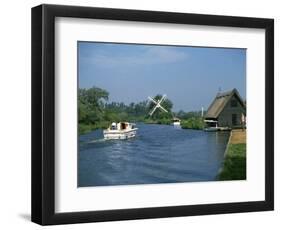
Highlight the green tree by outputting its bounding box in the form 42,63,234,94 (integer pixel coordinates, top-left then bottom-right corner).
78,86,109,124
79,87,108,108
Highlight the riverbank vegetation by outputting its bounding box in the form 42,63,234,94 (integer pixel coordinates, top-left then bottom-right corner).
180,117,204,130
79,86,205,134
218,130,246,180
218,144,246,180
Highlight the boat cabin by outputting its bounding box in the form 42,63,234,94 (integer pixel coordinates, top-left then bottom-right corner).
172,117,181,126
110,122,135,131
204,119,218,128
172,117,181,122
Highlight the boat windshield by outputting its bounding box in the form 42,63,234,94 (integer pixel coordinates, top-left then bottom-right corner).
111,122,117,130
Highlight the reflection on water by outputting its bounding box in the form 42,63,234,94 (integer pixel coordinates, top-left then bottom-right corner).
78,123,229,187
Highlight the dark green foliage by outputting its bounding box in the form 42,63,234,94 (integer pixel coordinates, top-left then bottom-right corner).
143,117,171,125
218,144,246,180
78,86,150,134
79,122,109,135
78,87,109,125
181,117,204,130
175,110,204,120
104,101,148,122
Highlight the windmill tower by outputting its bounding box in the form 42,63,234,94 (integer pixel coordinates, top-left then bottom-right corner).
147,94,168,116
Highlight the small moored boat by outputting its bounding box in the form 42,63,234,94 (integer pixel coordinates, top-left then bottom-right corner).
204,119,220,131
172,117,181,126
204,119,231,132
103,122,138,140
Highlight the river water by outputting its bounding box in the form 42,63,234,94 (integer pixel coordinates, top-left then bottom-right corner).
78,123,229,187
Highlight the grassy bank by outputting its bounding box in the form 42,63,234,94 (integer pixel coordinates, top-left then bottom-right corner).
79,121,110,135
218,143,246,180
144,118,171,125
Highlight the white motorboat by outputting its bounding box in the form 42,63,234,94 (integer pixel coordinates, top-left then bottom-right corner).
172,118,181,126
103,122,138,140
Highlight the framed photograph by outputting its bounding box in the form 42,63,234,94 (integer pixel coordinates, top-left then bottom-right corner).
31,4,274,225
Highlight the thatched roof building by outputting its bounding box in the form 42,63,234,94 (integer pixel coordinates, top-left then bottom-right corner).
205,88,246,128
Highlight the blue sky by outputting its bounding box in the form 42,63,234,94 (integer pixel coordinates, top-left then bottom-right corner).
78,42,246,112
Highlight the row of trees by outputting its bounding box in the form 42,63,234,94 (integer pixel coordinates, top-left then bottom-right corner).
78,86,176,134
78,86,204,134
175,110,203,120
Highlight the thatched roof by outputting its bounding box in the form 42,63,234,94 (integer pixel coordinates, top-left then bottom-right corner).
205,88,245,118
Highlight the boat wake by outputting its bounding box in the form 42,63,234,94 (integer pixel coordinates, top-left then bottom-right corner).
88,138,108,143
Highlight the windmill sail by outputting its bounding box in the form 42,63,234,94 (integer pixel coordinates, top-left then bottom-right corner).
158,104,168,113
148,94,168,116
149,105,158,116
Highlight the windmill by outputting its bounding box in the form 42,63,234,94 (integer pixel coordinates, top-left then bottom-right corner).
148,94,168,116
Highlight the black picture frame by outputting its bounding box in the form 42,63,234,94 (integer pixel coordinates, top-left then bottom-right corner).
31,4,274,225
